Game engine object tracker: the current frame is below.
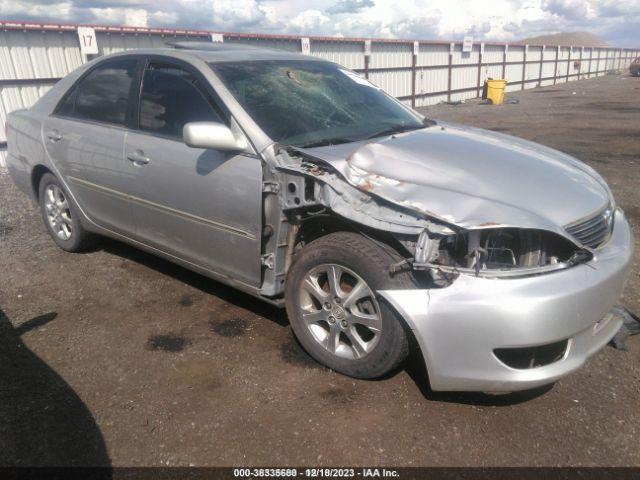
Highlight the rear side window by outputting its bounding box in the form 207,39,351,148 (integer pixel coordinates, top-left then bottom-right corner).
57,58,137,126
139,64,223,139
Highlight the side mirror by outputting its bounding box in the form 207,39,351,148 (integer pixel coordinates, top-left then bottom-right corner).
183,121,247,152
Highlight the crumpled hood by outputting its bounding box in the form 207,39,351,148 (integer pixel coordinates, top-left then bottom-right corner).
301,122,612,232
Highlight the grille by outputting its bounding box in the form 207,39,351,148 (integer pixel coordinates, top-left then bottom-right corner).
565,206,614,249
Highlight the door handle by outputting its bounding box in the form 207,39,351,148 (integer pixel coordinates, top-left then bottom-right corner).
46,130,62,142
127,150,151,166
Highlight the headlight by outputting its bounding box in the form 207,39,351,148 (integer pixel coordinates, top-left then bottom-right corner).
413,227,590,278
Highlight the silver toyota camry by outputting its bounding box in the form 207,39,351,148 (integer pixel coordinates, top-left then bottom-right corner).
5,43,634,392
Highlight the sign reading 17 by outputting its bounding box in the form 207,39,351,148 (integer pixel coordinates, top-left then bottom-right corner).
77,27,99,55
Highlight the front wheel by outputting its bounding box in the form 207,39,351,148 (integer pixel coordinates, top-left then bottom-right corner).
285,232,416,379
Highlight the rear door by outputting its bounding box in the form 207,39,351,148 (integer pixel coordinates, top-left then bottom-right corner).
124,58,263,286
43,57,142,235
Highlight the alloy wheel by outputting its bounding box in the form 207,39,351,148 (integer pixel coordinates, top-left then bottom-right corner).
298,263,382,360
44,184,73,241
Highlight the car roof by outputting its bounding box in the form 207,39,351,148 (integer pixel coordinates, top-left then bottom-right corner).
107,42,325,64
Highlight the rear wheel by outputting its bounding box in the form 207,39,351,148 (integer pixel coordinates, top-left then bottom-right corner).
38,173,94,252
285,232,415,378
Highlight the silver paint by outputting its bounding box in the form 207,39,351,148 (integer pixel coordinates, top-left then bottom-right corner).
379,209,634,391
183,121,248,152
5,45,634,391
301,122,614,238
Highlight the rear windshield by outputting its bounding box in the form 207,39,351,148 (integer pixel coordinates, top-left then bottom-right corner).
210,60,424,147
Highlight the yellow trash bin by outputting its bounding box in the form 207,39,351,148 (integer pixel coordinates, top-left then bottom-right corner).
485,79,507,105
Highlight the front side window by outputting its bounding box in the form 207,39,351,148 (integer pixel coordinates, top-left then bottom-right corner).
139,64,223,139
59,58,138,126
210,60,425,147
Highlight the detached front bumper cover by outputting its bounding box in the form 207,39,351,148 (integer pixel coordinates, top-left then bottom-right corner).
380,209,634,392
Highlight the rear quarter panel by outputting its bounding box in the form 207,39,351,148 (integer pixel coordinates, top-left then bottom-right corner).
5,59,92,201
6,109,48,200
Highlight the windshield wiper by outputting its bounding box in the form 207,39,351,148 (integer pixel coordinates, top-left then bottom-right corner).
296,120,435,148
361,124,425,140
297,137,355,148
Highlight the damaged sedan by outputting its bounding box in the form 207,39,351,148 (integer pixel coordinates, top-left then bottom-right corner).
5,43,634,392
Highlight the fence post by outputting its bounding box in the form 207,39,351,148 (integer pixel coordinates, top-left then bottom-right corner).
502,44,507,80
538,45,544,86
363,40,371,79
597,48,601,75
411,41,418,108
617,48,622,71
553,45,560,84
521,44,527,90
476,43,484,97
447,42,454,102
589,47,594,78
566,46,571,82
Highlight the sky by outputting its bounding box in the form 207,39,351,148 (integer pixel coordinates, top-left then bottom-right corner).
1,0,638,46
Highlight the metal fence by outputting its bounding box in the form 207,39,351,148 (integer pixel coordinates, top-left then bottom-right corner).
1,20,639,166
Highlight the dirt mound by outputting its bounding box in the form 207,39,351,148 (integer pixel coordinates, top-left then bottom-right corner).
515,31,608,47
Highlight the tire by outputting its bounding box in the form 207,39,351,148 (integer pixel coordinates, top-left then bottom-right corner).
38,173,94,252
285,231,416,379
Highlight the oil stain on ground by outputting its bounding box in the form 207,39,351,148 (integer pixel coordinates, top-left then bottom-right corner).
0,222,14,238
146,333,191,352
178,294,196,307
320,387,356,404
210,317,249,337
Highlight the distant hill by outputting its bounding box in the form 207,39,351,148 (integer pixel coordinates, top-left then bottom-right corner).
515,32,608,47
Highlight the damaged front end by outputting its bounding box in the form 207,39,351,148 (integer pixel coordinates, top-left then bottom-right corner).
257,144,453,297
403,226,593,280
263,139,598,291
258,136,633,392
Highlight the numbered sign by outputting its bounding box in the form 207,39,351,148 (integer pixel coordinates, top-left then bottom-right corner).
77,27,98,55
364,39,371,57
462,36,473,53
301,37,311,55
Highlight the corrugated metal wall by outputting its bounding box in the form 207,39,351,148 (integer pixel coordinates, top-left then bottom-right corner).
1,20,639,166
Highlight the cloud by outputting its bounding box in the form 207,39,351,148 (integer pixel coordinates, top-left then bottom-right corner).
327,0,374,15
387,15,442,39
542,0,592,20
289,10,331,34
0,0,638,46
0,0,75,20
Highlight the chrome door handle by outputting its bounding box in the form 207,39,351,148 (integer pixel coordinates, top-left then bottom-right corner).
127,151,151,166
46,130,62,142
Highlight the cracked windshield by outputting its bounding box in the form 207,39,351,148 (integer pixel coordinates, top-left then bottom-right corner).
211,60,425,148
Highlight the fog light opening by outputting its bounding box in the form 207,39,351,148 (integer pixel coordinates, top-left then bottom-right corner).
494,339,568,369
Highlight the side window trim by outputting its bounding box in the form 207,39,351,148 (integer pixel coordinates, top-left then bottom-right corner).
126,58,147,130
137,55,231,129
52,56,144,129
135,57,228,141
54,84,78,117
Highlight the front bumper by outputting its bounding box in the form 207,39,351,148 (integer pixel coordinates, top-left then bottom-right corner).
380,209,634,392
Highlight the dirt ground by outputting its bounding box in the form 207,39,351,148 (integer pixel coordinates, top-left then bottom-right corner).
1,74,639,467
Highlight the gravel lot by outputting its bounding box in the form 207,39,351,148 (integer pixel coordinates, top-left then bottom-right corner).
1,74,639,467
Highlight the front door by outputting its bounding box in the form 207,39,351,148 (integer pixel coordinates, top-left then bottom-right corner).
124,60,263,286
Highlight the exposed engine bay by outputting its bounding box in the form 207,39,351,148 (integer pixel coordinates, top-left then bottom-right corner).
258,143,596,297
